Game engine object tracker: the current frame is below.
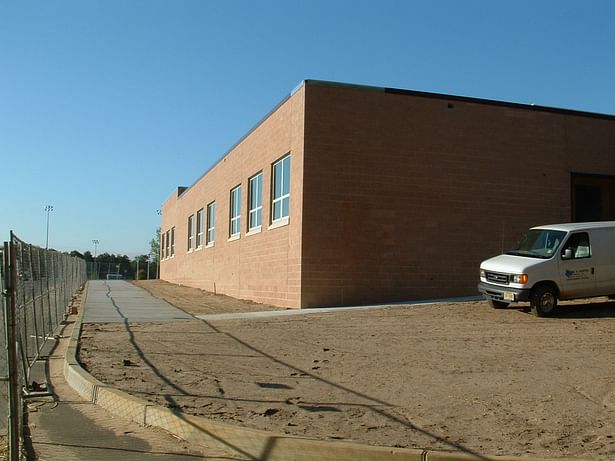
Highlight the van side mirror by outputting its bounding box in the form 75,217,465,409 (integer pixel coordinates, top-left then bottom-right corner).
562,248,573,260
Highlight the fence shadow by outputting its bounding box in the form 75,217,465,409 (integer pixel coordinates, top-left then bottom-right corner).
93,281,490,460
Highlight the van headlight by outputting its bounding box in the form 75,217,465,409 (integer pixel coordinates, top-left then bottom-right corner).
480,269,485,279
510,274,528,284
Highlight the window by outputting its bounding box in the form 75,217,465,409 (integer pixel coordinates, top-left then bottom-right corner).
166,230,171,258
170,227,175,256
229,186,241,238
187,214,194,251
272,154,291,222
248,172,263,230
196,208,204,248
161,231,166,259
562,232,591,259
206,202,216,245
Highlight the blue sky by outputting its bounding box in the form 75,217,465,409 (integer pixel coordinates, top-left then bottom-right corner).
1,0,614,257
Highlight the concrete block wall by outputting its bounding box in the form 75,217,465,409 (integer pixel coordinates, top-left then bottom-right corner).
299,81,615,307
160,86,305,308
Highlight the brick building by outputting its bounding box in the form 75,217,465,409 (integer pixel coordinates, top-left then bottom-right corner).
160,80,615,308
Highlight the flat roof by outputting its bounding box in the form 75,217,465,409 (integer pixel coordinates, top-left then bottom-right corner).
305,79,615,121
172,79,615,201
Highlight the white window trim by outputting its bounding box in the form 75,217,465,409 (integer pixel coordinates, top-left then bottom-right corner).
187,215,194,252
246,225,262,237
229,186,241,238
196,208,204,248
271,155,290,223
248,172,263,231
206,202,216,245
268,216,289,230
170,227,175,256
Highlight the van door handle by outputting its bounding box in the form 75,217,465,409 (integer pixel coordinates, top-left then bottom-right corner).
591,267,595,274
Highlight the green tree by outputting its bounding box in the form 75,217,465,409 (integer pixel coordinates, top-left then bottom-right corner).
132,254,151,280
150,227,161,263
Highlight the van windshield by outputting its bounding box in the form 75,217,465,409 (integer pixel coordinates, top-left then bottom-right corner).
506,229,566,259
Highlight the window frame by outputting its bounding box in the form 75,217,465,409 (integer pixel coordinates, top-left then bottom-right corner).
561,232,592,260
196,208,204,248
161,231,166,260
271,154,291,223
229,185,241,239
206,201,216,246
170,227,175,256
187,214,194,251
166,230,171,258
248,172,263,231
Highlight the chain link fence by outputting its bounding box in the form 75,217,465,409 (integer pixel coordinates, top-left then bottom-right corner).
1,232,87,460
86,261,158,281
1,245,8,460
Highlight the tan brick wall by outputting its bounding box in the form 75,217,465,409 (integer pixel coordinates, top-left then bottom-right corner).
300,82,615,307
161,86,305,308
161,80,615,309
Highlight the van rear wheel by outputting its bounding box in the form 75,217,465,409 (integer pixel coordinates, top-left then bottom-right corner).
488,299,509,309
530,285,558,317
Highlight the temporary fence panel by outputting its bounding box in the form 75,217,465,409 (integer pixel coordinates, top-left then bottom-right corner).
1,232,87,460
0,246,7,436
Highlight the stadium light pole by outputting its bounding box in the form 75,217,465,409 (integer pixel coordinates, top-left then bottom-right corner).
92,239,99,280
44,205,53,249
156,210,162,279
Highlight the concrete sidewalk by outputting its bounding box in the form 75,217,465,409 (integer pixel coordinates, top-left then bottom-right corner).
83,280,193,323
24,284,244,461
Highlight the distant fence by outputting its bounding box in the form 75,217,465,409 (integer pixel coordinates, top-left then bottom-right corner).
1,232,87,461
86,261,158,281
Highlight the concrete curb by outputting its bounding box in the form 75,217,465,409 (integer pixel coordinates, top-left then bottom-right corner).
63,283,588,461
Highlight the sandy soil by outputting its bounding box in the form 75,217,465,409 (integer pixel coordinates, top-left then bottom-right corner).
0,435,6,461
79,282,615,460
131,280,282,315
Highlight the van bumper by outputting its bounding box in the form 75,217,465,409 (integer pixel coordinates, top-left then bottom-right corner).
478,282,531,303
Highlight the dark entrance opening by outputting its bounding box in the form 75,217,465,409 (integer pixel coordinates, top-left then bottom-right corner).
572,173,615,222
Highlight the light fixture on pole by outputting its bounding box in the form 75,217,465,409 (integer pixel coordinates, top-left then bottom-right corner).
44,205,54,249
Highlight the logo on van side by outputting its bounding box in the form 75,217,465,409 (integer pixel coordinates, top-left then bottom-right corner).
564,268,591,280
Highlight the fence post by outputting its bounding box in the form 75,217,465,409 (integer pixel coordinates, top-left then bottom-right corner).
4,240,20,461
27,245,41,354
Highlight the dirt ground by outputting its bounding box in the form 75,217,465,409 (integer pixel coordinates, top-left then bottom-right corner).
79,281,615,460
131,280,282,315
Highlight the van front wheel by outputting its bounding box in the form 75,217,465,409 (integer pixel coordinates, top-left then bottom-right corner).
530,285,558,317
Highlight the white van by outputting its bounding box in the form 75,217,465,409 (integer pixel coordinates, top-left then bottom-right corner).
478,222,615,316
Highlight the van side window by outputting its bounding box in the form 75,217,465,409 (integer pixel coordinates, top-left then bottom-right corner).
561,232,591,259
